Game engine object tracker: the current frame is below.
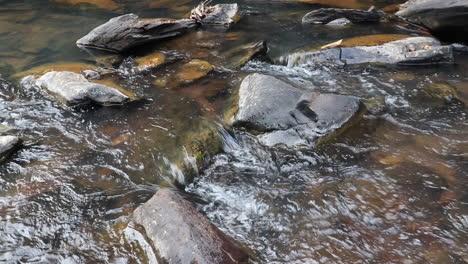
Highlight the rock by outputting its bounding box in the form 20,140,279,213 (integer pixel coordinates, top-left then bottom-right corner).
76,14,198,52
131,189,249,264
302,8,385,24
22,71,134,105
283,37,454,68
190,3,240,25
326,18,351,26
424,83,459,101
175,59,213,83
134,52,166,72
223,40,269,69
0,136,22,163
396,0,468,42
230,73,362,148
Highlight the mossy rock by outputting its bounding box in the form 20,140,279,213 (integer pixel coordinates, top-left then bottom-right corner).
424,83,459,101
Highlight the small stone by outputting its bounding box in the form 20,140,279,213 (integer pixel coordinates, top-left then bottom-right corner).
0,136,22,163
175,59,213,83
134,52,166,73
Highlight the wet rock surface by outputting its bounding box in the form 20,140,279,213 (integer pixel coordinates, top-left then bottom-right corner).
76,14,197,52
0,135,22,163
131,188,249,264
21,71,133,105
284,37,454,68
396,0,468,42
231,73,361,148
302,8,385,24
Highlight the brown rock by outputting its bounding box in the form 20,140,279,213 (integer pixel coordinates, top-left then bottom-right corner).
132,188,249,264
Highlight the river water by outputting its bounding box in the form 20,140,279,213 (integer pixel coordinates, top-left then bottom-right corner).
0,0,467,263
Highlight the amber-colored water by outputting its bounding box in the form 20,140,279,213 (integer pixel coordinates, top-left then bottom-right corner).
1,0,467,263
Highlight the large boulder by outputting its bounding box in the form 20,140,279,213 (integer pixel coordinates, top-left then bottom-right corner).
283,37,454,68
302,8,385,24
230,73,362,148
0,136,22,163
131,189,249,264
76,14,197,52
396,0,468,42
21,71,134,105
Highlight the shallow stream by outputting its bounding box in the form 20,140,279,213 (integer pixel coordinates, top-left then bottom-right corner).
0,0,467,263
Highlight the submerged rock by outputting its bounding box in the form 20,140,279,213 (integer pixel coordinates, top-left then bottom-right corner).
175,59,213,83
132,189,249,264
284,37,454,68
22,71,134,105
0,135,22,163
230,73,362,148
76,14,197,52
302,8,385,24
190,3,240,25
396,0,468,42
134,52,166,73
223,40,269,69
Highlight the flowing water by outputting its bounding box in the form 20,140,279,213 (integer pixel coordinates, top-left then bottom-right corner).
0,0,467,263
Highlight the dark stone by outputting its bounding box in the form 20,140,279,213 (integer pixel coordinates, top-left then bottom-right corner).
302,8,385,24
0,136,21,163
284,37,454,68
396,0,468,42
132,189,249,264
231,73,361,148
76,14,198,53
21,71,134,105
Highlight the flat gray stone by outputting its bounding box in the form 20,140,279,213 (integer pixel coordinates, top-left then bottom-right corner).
132,189,249,264
23,71,131,105
77,14,197,52
231,74,361,148
284,37,454,68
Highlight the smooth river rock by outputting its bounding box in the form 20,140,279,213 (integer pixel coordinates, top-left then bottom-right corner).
283,37,454,68
396,0,468,42
302,8,385,24
0,136,22,163
231,73,362,148
22,71,132,105
76,14,197,52
132,189,249,264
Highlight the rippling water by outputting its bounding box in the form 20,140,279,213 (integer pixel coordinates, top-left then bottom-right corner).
0,0,467,263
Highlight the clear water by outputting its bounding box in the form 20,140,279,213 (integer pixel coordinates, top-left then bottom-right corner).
0,0,467,263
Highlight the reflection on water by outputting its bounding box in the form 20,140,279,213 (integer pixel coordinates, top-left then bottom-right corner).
0,0,467,263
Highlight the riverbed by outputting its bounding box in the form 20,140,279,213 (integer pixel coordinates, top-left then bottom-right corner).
1,0,467,263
